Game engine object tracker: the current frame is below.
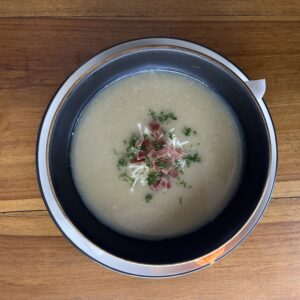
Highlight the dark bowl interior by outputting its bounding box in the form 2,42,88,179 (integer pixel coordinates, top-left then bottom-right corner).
49,48,270,264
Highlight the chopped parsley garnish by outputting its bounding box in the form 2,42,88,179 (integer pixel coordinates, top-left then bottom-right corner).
127,133,139,150
116,109,202,201
157,160,168,169
183,126,197,136
119,172,134,184
185,152,201,167
148,109,157,121
179,179,187,188
153,141,164,150
148,109,177,124
117,156,128,169
145,193,153,203
146,171,160,185
145,158,151,167
179,197,183,205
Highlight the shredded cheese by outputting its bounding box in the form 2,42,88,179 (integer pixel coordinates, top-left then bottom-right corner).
168,129,189,148
128,163,150,192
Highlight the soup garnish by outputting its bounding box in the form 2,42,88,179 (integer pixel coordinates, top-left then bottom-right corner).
116,109,201,200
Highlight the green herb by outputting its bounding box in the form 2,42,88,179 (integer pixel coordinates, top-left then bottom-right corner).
183,126,197,136
119,172,134,184
179,179,187,188
145,193,153,203
158,111,177,123
148,109,157,121
146,171,160,185
157,160,168,169
145,158,151,167
127,133,139,150
129,152,136,160
148,109,177,124
117,156,128,169
188,185,192,189
153,141,164,150
116,109,202,195
179,197,183,205
197,142,201,146
185,152,201,167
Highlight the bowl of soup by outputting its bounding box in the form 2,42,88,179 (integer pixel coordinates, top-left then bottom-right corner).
37,38,277,277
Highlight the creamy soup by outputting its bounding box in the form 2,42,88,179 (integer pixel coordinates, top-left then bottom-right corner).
70,71,243,240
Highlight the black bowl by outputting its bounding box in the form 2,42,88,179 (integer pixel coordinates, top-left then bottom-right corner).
37,38,277,277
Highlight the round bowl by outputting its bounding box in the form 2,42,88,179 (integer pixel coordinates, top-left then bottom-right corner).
37,38,277,277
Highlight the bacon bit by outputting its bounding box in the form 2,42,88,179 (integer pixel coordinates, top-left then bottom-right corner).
148,149,158,160
149,121,166,140
130,157,140,163
150,177,171,191
150,180,160,191
159,178,169,189
156,147,184,161
149,121,160,131
136,151,146,161
141,139,151,149
159,177,171,189
168,169,179,178
156,127,165,140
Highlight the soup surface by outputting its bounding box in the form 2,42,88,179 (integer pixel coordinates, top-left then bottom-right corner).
70,71,243,240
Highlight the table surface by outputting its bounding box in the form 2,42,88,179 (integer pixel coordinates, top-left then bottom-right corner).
0,1,299,299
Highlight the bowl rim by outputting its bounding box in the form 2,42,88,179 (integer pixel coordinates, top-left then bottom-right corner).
36,37,277,278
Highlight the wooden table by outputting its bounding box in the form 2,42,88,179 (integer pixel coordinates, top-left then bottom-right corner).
0,1,299,299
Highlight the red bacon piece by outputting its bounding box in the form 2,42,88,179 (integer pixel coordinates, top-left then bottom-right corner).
149,120,165,140
136,151,146,161
149,121,160,131
168,168,179,178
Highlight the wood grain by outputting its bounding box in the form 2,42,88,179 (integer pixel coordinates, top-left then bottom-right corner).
0,2,299,299
0,219,299,299
0,0,299,21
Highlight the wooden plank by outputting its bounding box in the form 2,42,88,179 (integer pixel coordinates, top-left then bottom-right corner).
262,197,300,224
0,197,299,236
0,218,299,299
0,210,60,236
0,0,299,20
0,19,299,207
0,198,45,213
273,180,300,199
